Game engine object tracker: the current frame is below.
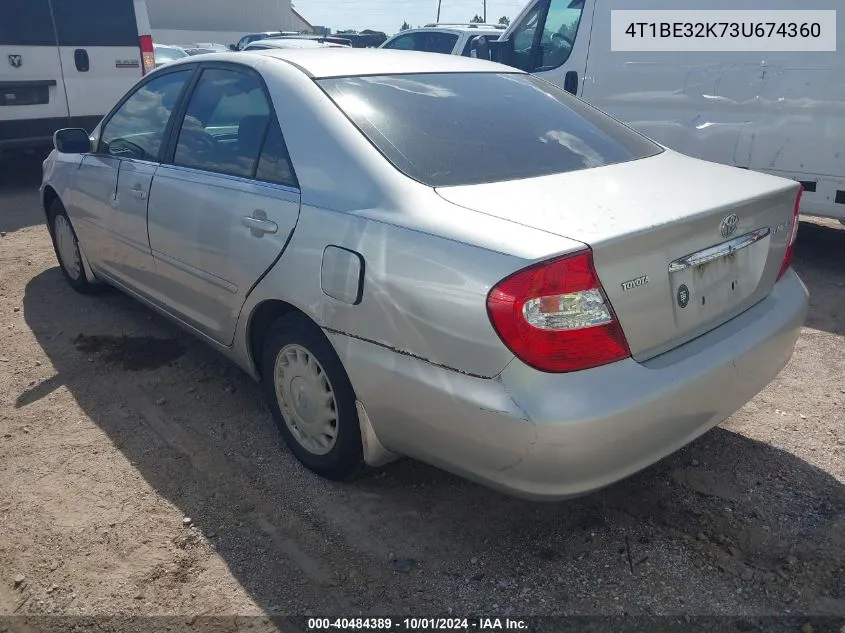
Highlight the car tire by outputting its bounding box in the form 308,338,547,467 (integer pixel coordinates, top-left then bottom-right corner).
47,199,105,295
262,312,364,480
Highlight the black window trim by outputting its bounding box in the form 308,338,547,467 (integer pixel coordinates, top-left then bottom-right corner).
161,60,300,190
94,63,201,163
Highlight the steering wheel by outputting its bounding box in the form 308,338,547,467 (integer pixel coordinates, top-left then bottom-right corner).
180,129,217,156
551,32,574,49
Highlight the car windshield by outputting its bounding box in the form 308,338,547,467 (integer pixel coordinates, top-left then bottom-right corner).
156,47,188,62
317,72,662,187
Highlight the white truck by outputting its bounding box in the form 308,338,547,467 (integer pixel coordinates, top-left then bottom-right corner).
477,0,844,222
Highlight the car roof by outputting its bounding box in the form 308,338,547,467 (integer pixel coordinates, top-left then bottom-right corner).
423,23,507,31
239,48,522,78
394,25,505,36
247,38,339,49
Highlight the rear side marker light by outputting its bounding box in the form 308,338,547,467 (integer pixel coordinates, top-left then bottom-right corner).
487,249,630,373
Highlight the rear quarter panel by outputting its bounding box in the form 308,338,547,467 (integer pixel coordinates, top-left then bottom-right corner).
234,55,589,378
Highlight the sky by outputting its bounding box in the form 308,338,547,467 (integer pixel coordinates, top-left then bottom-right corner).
293,0,529,36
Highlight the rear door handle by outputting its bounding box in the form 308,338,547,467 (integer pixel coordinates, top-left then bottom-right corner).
129,187,146,200
242,213,278,235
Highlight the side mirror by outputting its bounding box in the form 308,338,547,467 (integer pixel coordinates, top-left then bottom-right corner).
53,128,92,154
229,44,238,51
472,36,512,65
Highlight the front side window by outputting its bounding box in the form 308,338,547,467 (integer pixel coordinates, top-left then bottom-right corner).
173,68,272,179
509,0,585,72
319,72,662,188
99,69,192,161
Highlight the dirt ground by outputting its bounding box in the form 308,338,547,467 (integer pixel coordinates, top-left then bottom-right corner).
1,151,844,629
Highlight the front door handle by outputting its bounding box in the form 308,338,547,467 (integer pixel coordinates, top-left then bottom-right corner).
243,210,278,236
563,70,578,95
129,186,146,200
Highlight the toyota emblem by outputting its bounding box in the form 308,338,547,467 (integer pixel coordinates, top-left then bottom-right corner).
719,213,739,238
8,55,22,68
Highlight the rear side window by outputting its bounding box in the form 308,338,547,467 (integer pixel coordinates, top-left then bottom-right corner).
255,119,297,188
0,0,56,46
422,32,460,54
173,68,272,179
318,73,662,187
51,0,139,47
383,32,459,54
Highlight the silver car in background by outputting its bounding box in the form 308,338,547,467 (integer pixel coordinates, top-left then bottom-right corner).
41,50,808,500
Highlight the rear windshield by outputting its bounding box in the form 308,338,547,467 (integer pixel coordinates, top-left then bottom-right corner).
51,0,139,47
156,47,188,62
317,72,662,187
0,0,56,46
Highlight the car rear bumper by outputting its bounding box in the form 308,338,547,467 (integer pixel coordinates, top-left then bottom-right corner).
332,269,808,501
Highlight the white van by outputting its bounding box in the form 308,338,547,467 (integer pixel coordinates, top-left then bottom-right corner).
481,0,845,222
0,0,154,153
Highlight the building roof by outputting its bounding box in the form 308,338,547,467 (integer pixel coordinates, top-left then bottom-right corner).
291,8,314,30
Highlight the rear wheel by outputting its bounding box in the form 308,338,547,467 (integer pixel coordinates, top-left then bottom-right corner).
48,199,104,294
261,312,364,479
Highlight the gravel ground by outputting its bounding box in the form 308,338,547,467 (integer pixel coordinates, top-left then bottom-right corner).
0,151,843,629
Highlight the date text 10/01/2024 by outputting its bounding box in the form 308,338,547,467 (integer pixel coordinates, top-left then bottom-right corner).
306,618,529,631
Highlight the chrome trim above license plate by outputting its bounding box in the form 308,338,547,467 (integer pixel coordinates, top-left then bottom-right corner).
668,228,771,273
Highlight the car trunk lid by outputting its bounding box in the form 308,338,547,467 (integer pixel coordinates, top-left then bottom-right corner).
435,150,801,361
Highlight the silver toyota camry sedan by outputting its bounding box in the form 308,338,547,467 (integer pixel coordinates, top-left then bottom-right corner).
41,49,808,501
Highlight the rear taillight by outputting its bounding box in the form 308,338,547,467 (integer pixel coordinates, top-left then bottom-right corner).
486,249,630,373
777,186,803,281
139,35,155,75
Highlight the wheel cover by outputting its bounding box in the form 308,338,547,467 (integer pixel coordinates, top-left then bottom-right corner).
274,343,339,455
53,215,81,280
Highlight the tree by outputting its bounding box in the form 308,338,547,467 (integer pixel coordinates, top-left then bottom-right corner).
498,16,510,26
470,14,484,23
400,21,411,31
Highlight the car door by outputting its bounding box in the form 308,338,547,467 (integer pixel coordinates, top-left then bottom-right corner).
146,63,301,347
73,66,194,283
505,0,592,95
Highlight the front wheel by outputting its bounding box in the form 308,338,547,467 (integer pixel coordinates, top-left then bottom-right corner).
261,312,364,480
48,199,105,294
